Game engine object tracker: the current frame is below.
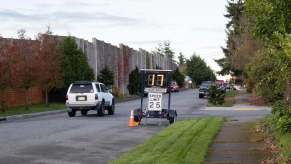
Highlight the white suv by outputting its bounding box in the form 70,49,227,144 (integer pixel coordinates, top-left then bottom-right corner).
66,81,115,117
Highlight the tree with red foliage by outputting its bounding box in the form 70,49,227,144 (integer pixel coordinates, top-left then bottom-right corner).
37,33,63,105
0,41,11,112
0,39,24,111
16,30,40,109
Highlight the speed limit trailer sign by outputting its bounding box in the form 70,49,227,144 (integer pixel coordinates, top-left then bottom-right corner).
148,93,162,111
132,69,178,125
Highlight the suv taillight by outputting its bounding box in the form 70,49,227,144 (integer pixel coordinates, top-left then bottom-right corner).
95,94,98,100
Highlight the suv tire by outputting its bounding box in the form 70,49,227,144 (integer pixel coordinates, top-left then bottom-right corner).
108,99,115,115
68,110,76,117
97,102,105,117
81,110,88,116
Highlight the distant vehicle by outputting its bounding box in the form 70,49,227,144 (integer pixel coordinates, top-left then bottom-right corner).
215,80,225,86
218,85,226,93
198,81,214,99
215,80,226,93
66,81,115,117
169,81,179,92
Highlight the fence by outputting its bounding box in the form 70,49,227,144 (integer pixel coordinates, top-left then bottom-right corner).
74,37,176,94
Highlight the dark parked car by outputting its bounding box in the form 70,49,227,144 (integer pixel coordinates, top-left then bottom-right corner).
166,81,179,93
198,81,214,98
170,81,179,92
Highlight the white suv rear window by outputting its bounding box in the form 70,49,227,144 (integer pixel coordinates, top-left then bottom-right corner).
70,84,94,93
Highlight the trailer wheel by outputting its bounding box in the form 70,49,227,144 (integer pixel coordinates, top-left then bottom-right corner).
169,116,176,124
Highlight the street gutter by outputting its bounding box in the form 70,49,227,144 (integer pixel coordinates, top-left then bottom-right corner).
0,109,67,122
0,95,141,122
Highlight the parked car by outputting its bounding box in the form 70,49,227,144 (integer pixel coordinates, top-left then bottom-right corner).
170,81,179,92
167,81,179,93
198,81,214,98
66,81,115,117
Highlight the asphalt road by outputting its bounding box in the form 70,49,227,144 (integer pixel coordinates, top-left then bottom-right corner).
0,89,206,164
0,89,271,164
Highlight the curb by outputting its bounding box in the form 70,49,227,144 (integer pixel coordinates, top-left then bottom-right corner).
0,109,67,122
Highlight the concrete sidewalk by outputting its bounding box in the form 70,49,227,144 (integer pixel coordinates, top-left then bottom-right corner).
205,91,271,164
206,119,269,164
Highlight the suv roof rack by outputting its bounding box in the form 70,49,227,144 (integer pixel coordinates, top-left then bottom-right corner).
74,81,92,84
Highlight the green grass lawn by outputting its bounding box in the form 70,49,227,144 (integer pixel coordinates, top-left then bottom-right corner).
111,117,224,164
0,103,65,117
225,90,237,97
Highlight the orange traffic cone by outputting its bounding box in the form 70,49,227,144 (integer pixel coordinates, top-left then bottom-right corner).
128,110,138,127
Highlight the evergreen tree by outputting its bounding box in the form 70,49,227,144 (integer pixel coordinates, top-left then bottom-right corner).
97,66,114,86
127,66,140,95
163,41,174,60
172,68,185,87
216,0,245,75
186,54,216,85
154,41,175,60
178,52,186,65
59,36,94,88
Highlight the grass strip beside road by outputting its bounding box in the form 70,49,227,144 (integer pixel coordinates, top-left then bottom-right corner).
208,90,237,107
225,90,237,97
0,103,65,117
111,117,224,164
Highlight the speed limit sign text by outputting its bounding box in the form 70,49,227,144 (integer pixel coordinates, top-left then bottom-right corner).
148,93,162,111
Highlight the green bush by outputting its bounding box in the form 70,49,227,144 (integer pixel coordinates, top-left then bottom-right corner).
208,86,225,105
276,115,291,134
272,100,288,116
271,100,291,134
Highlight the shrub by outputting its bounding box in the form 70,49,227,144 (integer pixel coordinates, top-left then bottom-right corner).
208,85,225,105
272,100,288,116
112,85,123,98
276,115,291,134
271,100,291,134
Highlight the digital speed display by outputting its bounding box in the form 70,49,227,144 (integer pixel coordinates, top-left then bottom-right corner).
146,73,166,87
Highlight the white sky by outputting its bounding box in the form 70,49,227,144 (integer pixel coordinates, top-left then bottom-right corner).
0,0,228,72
